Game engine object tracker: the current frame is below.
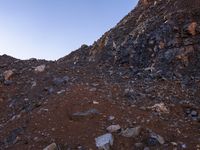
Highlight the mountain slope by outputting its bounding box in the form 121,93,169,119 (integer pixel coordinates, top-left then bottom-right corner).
1,0,200,149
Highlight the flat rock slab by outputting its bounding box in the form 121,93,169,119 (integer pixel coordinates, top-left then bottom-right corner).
70,108,100,121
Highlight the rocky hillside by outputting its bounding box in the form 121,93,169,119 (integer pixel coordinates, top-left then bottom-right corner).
1,0,200,149
61,0,200,80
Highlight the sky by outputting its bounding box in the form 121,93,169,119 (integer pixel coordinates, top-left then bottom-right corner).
0,0,138,60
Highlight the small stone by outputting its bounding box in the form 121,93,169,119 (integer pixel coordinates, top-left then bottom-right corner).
35,65,46,73
121,126,141,138
171,142,178,146
43,143,58,150
150,133,165,144
181,144,187,149
108,116,115,121
5,128,24,145
3,70,14,81
191,110,198,117
143,147,150,150
185,108,191,114
4,80,13,86
53,76,69,86
31,81,37,88
93,101,99,104
57,90,65,94
135,142,144,148
139,106,146,111
106,125,121,133
89,87,97,92
146,137,159,146
150,103,169,113
188,22,197,36
33,137,39,141
95,133,114,150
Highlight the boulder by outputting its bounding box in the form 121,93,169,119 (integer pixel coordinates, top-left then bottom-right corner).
95,133,114,150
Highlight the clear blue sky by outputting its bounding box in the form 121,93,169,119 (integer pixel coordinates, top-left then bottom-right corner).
0,0,138,60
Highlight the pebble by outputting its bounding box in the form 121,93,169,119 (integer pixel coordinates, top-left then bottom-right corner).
89,87,97,92
135,142,144,148
191,110,198,117
43,143,58,150
144,147,150,150
146,137,159,146
108,116,115,121
181,144,187,149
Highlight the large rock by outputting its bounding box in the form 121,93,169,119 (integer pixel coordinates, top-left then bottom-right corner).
95,133,114,150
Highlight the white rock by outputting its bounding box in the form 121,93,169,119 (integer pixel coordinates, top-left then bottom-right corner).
106,125,121,133
121,126,141,138
93,101,99,104
43,143,57,150
3,70,14,80
95,133,114,150
150,103,169,113
35,65,46,73
108,116,115,121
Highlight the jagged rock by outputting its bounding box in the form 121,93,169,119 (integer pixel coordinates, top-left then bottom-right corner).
34,65,46,73
95,133,114,150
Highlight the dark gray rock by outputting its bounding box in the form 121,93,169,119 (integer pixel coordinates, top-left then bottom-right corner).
4,128,24,146
191,110,198,117
53,76,69,86
146,137,159,146
4,80,13,86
